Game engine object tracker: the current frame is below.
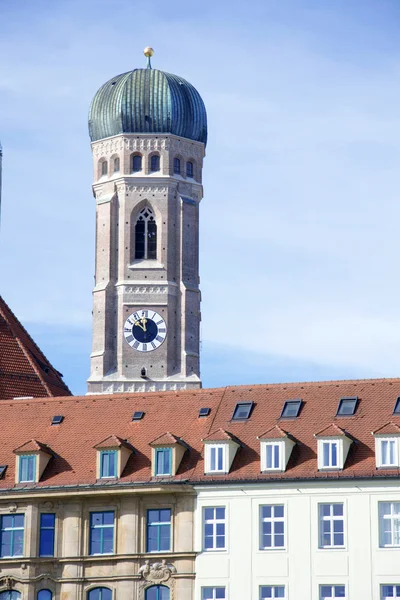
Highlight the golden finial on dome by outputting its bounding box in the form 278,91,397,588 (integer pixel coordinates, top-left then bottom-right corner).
144,47,154,68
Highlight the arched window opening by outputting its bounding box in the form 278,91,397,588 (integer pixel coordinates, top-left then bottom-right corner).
113,157,120,173
0,593,21,600
186,161,194,178
145,585,170,600
87,588,112,600
131,154,142,172
37,591,52,600
135,207,157,260
101,161,108,176
173,157,181,174
150,154,160,172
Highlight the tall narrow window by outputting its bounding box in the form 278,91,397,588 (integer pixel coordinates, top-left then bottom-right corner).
135,207,157,260
151,155,160,172
39,513,55,557
101,161,108,176
113,157,120,173
260,505,285,549
19,455,36,482
0,514,24,557
379,502,400,546
145,586,170,600
173,157,181,174
322,441,339,468
132,154,142,172
100,451,117,478
89,511,114,555
87,589,112,600
186,161,194,177
37,591,52,600
266,443,281,470
146,509,171,552
203,507,226,550
209,446,225,472
155,448,172,476
319,503,344,548
381,439,397,466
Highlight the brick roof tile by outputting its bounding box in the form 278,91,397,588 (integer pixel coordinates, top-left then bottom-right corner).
372,422,400,435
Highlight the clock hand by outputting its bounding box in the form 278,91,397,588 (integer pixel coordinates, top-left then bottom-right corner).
134,320,145,331
141,317,147,332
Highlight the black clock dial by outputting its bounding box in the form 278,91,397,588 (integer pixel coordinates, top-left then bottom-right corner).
123,310,167,352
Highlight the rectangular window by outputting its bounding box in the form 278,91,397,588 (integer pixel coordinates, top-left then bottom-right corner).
322,442,339,468
0,514,24,557
146,509,171,552
100,451,117,478
266,443,281,470
209,446,225,472
319,503,344,548
39,513,55,557
89,511,114,555
155,448,172,476
260,586,285,599
381,440,397,466
203,507,226,551
320,586,345,599
19,455,36,482
260,505,285,549
379,502,400,547
382,585,400,599
202,588,226,600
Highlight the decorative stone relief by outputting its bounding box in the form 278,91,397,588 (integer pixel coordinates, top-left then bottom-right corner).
92,138,125,157
126,185,168,194
121,285,168,294
0,576,17,590
139,560,176,583
8,503,17,513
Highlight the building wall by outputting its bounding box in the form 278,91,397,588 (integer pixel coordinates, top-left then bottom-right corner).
0,489,195,599
195,480,400,600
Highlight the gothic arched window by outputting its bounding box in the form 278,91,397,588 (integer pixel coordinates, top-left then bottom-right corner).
173,157,181,174
131,154,142,172
0,593,21,600
186,161,194,178
113,157,120,173
151,154,160,172
135,207,157,260
37,591,52,600
145,585,170,600
101,160,108,176
87,588,112,600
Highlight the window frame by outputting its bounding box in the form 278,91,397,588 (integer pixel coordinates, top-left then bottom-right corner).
113,157,120,173
134,206,157,260
146,508,172,553
379,501,400,547
37,591,53,600
381,585,400,599
186,161,194,178
280,399,302,419
0,513,25,558
131,154,142,173
264,442,283,471
203,506,226,551
201,588,226,600
336,397,358,416
87,588,113,600
319,584,346,599
320,440,340,469
99,450,117,479
260,586,286,599
155,448,172,476
259,504,285,550
173,157,181,175
39,513,56,557
89,511,115,556
207,444,226,474
19,454,36,482
376,437,400,468
150,154,161,172
318,503,345,549
231,401,253,421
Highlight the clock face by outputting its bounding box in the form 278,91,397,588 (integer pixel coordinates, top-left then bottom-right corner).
123,309,167,352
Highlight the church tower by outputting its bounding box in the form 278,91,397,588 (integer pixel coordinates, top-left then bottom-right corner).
87,48,207,394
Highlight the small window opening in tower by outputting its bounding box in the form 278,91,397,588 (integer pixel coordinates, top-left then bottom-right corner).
173,157,181,174
186,161,193,178
151,155,160,172
113,157,120,173
131,154,142,172
135,207,157,260
101,161,108,176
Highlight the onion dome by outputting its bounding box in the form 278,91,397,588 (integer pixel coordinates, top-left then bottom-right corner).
88,48,207,145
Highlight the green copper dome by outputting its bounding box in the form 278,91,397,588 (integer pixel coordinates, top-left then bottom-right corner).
88,66,207,145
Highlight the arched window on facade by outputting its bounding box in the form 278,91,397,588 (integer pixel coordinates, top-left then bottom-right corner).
186,161,194,178
87,588,112,600
150,154,160,172
173,157,181,174
145,585,170,600
135,207,157,260
37,591,52,600
0,592,21,600
131,154,142,172
113,157,120,173
101,160,108,176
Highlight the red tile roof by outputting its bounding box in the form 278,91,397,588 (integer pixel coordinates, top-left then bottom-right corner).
0,296,71,400
13,439,52,454
314,423,348,437
149,432,183,446
202,428,237,442
0,378,400,490
372,422,400,435
93,435,133,450
258,425,289,439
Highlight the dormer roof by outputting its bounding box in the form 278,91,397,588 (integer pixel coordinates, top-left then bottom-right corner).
13,439,52,455
93,435,132,450
149,432,184,446
202,428,240,443
372,422,400,435
258,425,291,440
314,423,348,438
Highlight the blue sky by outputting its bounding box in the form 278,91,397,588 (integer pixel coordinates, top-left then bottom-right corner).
1,0,400,395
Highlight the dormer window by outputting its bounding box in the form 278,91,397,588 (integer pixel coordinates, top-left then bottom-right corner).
372,424,400,468
19,455,36,482
100,450,117,479
266,443,281,470
155,448,172,476
258,426,296,473
315,424,353,471
202,429,241,475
